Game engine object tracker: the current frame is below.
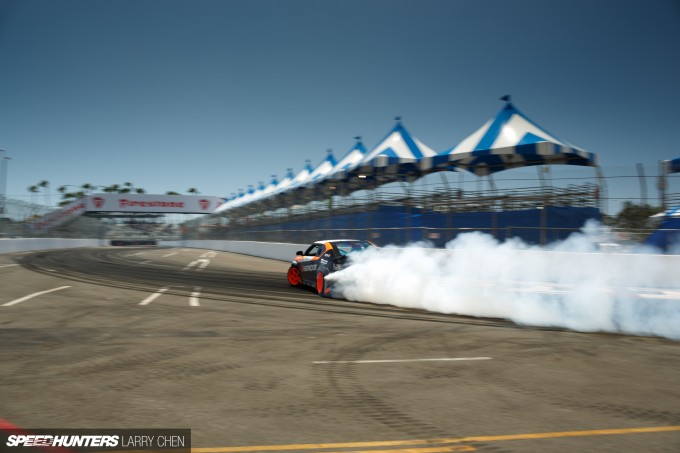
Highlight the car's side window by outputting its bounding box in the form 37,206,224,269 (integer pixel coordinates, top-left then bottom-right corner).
304,244,321,256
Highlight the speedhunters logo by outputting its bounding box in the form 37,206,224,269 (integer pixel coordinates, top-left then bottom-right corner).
1,429,190,452
6,435,119,448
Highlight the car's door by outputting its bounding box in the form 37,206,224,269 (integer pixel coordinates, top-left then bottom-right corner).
299,243,325,283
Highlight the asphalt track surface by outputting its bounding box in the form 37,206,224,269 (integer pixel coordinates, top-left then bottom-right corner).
0,247,679,452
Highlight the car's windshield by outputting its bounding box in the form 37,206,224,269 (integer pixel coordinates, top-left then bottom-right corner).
335,241,374,256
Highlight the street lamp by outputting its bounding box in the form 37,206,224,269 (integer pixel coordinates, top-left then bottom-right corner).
0,149,10,217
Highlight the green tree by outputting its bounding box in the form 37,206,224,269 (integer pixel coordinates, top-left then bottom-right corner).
606,202,661,231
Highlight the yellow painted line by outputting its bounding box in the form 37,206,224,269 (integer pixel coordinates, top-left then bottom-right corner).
339,447,475,453
191,425,680,452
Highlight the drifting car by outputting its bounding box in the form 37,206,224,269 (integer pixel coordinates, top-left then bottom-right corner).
287,239,377,297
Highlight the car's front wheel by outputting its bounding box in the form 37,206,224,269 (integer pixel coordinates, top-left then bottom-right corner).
287,266,302,287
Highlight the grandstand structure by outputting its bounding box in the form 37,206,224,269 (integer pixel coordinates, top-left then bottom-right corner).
3,100,675,247
195,99,603,246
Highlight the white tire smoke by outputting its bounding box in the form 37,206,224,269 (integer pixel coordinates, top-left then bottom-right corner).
326,223,680,340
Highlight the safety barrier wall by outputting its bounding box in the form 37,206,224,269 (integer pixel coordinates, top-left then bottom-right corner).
160,239,680,286
159,240,307,262
0,238,300,260
2,238,678,287
0,238,105,253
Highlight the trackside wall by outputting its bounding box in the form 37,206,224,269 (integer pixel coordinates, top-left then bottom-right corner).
160,240,680,286
2,239,678,288
159,240,307,262
0,238,105,253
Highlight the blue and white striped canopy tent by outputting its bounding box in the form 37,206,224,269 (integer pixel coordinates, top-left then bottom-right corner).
272,168,296,196
249,181,268,203
215,196,234,212
235,185,260,208
301,150,338,188
663,157,680,174
421,100,598,176
216,188,247,212
252,175,280,203
322,137,367,183
222,186,254,210
282,160,314,194
350,119,437,182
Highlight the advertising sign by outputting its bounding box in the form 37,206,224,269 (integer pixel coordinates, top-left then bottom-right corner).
85,194,223,214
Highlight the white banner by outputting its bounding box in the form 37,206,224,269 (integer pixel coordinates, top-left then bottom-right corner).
85,194,223,214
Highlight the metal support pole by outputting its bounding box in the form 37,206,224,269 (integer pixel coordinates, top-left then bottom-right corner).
400,180,412,243
636,162,648,205
0,150,10,217
595,166,608,215
658,160,667,210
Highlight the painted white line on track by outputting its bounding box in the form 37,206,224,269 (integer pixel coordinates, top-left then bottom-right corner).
2,286,72,307
139,288,168,305
125,252,146,257
140,260,152,265
0,264,19,269
190,287,201,306
200,251,217,258
313,357,493,364
162,252,178,258
183,259,210,271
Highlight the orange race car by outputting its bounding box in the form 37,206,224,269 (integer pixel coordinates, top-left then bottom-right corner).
287,239,377,297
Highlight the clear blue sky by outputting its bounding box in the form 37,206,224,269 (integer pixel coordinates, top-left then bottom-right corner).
1,0,679,212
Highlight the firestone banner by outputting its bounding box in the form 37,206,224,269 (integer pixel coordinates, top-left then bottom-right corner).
86,194,223,214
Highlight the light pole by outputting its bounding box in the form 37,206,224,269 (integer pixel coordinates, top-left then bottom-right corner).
0,149,10,217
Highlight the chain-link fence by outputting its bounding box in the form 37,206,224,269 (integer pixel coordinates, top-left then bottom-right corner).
1,170,677,248
0,196,183,241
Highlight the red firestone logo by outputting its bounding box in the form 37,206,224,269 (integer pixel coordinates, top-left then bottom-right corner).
93,197,105,209
199,199,210,210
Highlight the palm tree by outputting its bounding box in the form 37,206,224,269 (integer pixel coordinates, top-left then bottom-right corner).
38,180,51,206
135,188,146,194
81,183,94,194
27,185,39,204
166,191,180,195
187,187,200,195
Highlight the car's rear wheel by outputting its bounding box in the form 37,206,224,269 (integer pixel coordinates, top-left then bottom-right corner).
316,271,327,297
287,267,302,287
